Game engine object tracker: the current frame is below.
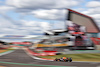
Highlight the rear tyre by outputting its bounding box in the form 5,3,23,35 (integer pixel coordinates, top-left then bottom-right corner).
69,59,72,62
66,59,68,62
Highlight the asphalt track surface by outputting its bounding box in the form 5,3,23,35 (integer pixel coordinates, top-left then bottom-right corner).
0,49,100,67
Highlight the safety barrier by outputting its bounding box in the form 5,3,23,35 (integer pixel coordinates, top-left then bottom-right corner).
91,38,100,45
26,48,56,56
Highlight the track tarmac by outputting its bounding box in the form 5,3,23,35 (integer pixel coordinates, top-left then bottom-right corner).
0,49,100,67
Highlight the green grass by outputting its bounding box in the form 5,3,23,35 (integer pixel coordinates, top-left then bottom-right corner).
33,50,43,53
39,53,100,62
0,48,14,53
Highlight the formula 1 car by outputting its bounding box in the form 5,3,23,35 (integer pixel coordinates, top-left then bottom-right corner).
54,57,72,62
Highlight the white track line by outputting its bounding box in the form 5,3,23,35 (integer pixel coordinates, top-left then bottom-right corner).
0,50,14,56
23,48,100,63
23,48,53,61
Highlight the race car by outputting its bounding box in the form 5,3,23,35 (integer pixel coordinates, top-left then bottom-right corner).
54,57,72,62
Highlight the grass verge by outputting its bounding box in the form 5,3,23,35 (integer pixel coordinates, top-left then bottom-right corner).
39,53,100,62
0,48,14,53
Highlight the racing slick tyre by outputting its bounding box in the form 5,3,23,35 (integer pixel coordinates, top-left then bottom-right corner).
54,59,60,61
54,59,58,61
69,59,72,62
66,59,68,62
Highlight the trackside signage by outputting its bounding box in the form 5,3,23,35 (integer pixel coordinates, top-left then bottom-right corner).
12,42,31,45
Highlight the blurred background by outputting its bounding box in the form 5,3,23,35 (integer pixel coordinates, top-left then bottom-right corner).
0,0,100,67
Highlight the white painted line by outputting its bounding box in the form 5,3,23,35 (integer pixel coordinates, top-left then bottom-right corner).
23,48,53,61
97,65,100,67
23,48,100,63
0,50,15,56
